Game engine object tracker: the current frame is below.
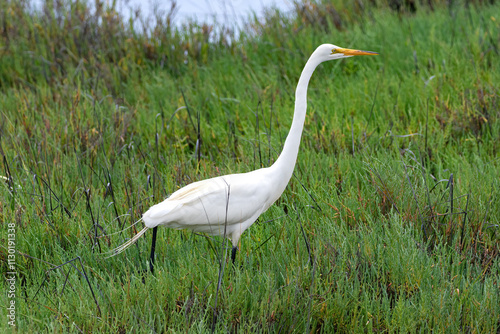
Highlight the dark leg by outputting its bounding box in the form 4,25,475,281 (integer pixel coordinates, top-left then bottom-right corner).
149,227,158,274
231,246,238,264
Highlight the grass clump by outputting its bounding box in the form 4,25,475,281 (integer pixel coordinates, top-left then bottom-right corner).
1,0,499,332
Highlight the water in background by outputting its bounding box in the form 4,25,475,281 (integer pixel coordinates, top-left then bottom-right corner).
31,0,292,28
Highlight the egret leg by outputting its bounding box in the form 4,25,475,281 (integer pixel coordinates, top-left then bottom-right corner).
231,246,238,264
149,227,158,274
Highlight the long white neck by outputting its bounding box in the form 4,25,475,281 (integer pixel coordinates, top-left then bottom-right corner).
269,52,323,191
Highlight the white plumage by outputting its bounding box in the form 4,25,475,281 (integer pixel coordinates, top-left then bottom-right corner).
144,170,277,239
109,44,377,266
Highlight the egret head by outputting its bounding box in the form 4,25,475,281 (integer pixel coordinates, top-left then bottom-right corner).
314,43,378,61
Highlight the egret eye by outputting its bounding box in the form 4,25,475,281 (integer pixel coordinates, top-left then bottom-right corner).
331,49,337,54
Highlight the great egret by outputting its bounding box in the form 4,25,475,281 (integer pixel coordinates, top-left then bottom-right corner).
109,44,377,272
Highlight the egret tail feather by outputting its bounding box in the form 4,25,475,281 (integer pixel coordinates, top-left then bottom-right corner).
105,226,149,258
99,218,144,238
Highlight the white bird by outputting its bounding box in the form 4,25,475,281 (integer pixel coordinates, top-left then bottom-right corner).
109,44,377,272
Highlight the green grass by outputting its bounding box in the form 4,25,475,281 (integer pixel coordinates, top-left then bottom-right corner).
1,0,499,332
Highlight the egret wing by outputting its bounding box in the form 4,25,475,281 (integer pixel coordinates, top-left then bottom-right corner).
143,170,273,235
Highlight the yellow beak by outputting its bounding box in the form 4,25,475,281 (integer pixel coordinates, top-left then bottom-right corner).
336,48,378,56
